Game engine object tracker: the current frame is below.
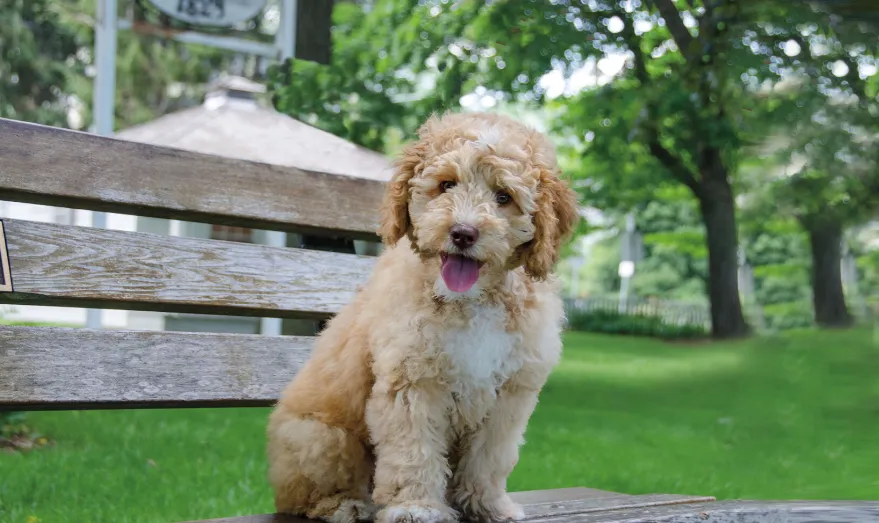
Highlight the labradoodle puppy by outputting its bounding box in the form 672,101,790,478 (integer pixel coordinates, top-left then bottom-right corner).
267,111,580,523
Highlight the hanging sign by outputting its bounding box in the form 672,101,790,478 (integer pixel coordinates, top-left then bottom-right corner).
147,0,268,27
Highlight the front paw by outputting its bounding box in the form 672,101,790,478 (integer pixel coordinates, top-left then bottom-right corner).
376,502,458,523
457,493,525,523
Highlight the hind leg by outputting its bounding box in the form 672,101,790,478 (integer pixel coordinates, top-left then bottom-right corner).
268,412,374,523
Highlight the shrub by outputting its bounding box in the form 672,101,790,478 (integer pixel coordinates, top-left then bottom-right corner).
762,301,814,331
1,412,27,434
566,309,708,340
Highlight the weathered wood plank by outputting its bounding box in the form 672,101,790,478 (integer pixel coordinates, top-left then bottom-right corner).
180,500,879,523
0,219,375,318
513,487,626,504
0,326,313,410
0,118,385,240
521,494,716,520
176,491,716,523
181,516,299,523
528,500,879,522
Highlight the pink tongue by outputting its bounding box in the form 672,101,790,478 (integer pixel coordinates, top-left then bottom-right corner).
441,255,481,292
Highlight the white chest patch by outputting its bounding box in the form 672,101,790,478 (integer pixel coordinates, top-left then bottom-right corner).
441,303,520,392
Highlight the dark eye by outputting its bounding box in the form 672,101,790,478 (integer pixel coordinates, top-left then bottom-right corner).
439,181,457,193
495,191,513,205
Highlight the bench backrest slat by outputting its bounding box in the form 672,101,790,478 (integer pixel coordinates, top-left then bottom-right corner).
0,118,386,239
0,219,375,319
0,326,313,410
0,118,389,412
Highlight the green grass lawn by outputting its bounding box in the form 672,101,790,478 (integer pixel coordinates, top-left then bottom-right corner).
1,328,878,523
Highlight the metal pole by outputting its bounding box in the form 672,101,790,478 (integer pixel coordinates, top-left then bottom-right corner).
86,0,118,330
280,0,297,59
259,0,298,337
618,277,630,314
93,0,117,136
618,213,635,314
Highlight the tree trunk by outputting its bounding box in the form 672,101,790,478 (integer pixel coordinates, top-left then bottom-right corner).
804,218,854,328
697,157,751,339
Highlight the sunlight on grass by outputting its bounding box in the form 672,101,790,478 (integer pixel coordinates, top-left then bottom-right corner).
557,348,744,383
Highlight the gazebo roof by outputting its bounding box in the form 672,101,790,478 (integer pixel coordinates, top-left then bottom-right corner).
116,75,393,181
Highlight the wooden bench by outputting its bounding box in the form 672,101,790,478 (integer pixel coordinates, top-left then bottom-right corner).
1,117,876,522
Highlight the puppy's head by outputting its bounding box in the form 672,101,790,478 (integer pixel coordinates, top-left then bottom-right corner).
380,112,579,295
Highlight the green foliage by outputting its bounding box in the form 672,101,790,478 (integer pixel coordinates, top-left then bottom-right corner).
267,1,412,151
734,1,879,329
587,192,709,304
570,211,710,306
628,192,709,302
753,86,879,230
0,0,84,126
744,225,809,266
57,0,239,131
753,265,809,304
801,0,879,24
762,301,815,331
856,249,879,298
268,0,486,151
0,412,27,436
567,309,708,340
567,235,620,298
741,217,814,329
569,199,710,304
0,0,248,132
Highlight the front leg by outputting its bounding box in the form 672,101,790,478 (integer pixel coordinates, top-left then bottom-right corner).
451,381,541,522
367,379,457,523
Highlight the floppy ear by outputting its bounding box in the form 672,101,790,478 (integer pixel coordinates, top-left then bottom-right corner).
379,139,428,246
521,169,580,280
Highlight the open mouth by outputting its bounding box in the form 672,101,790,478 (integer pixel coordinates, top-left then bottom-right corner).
440,253,484,293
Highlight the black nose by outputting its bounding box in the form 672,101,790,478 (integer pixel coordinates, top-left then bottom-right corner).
450,224,479,249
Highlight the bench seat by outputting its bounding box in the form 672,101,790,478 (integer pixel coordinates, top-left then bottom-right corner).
181,489,717,523
181,490,879,523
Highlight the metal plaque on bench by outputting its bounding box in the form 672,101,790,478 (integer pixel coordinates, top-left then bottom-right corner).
0,220,12,292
